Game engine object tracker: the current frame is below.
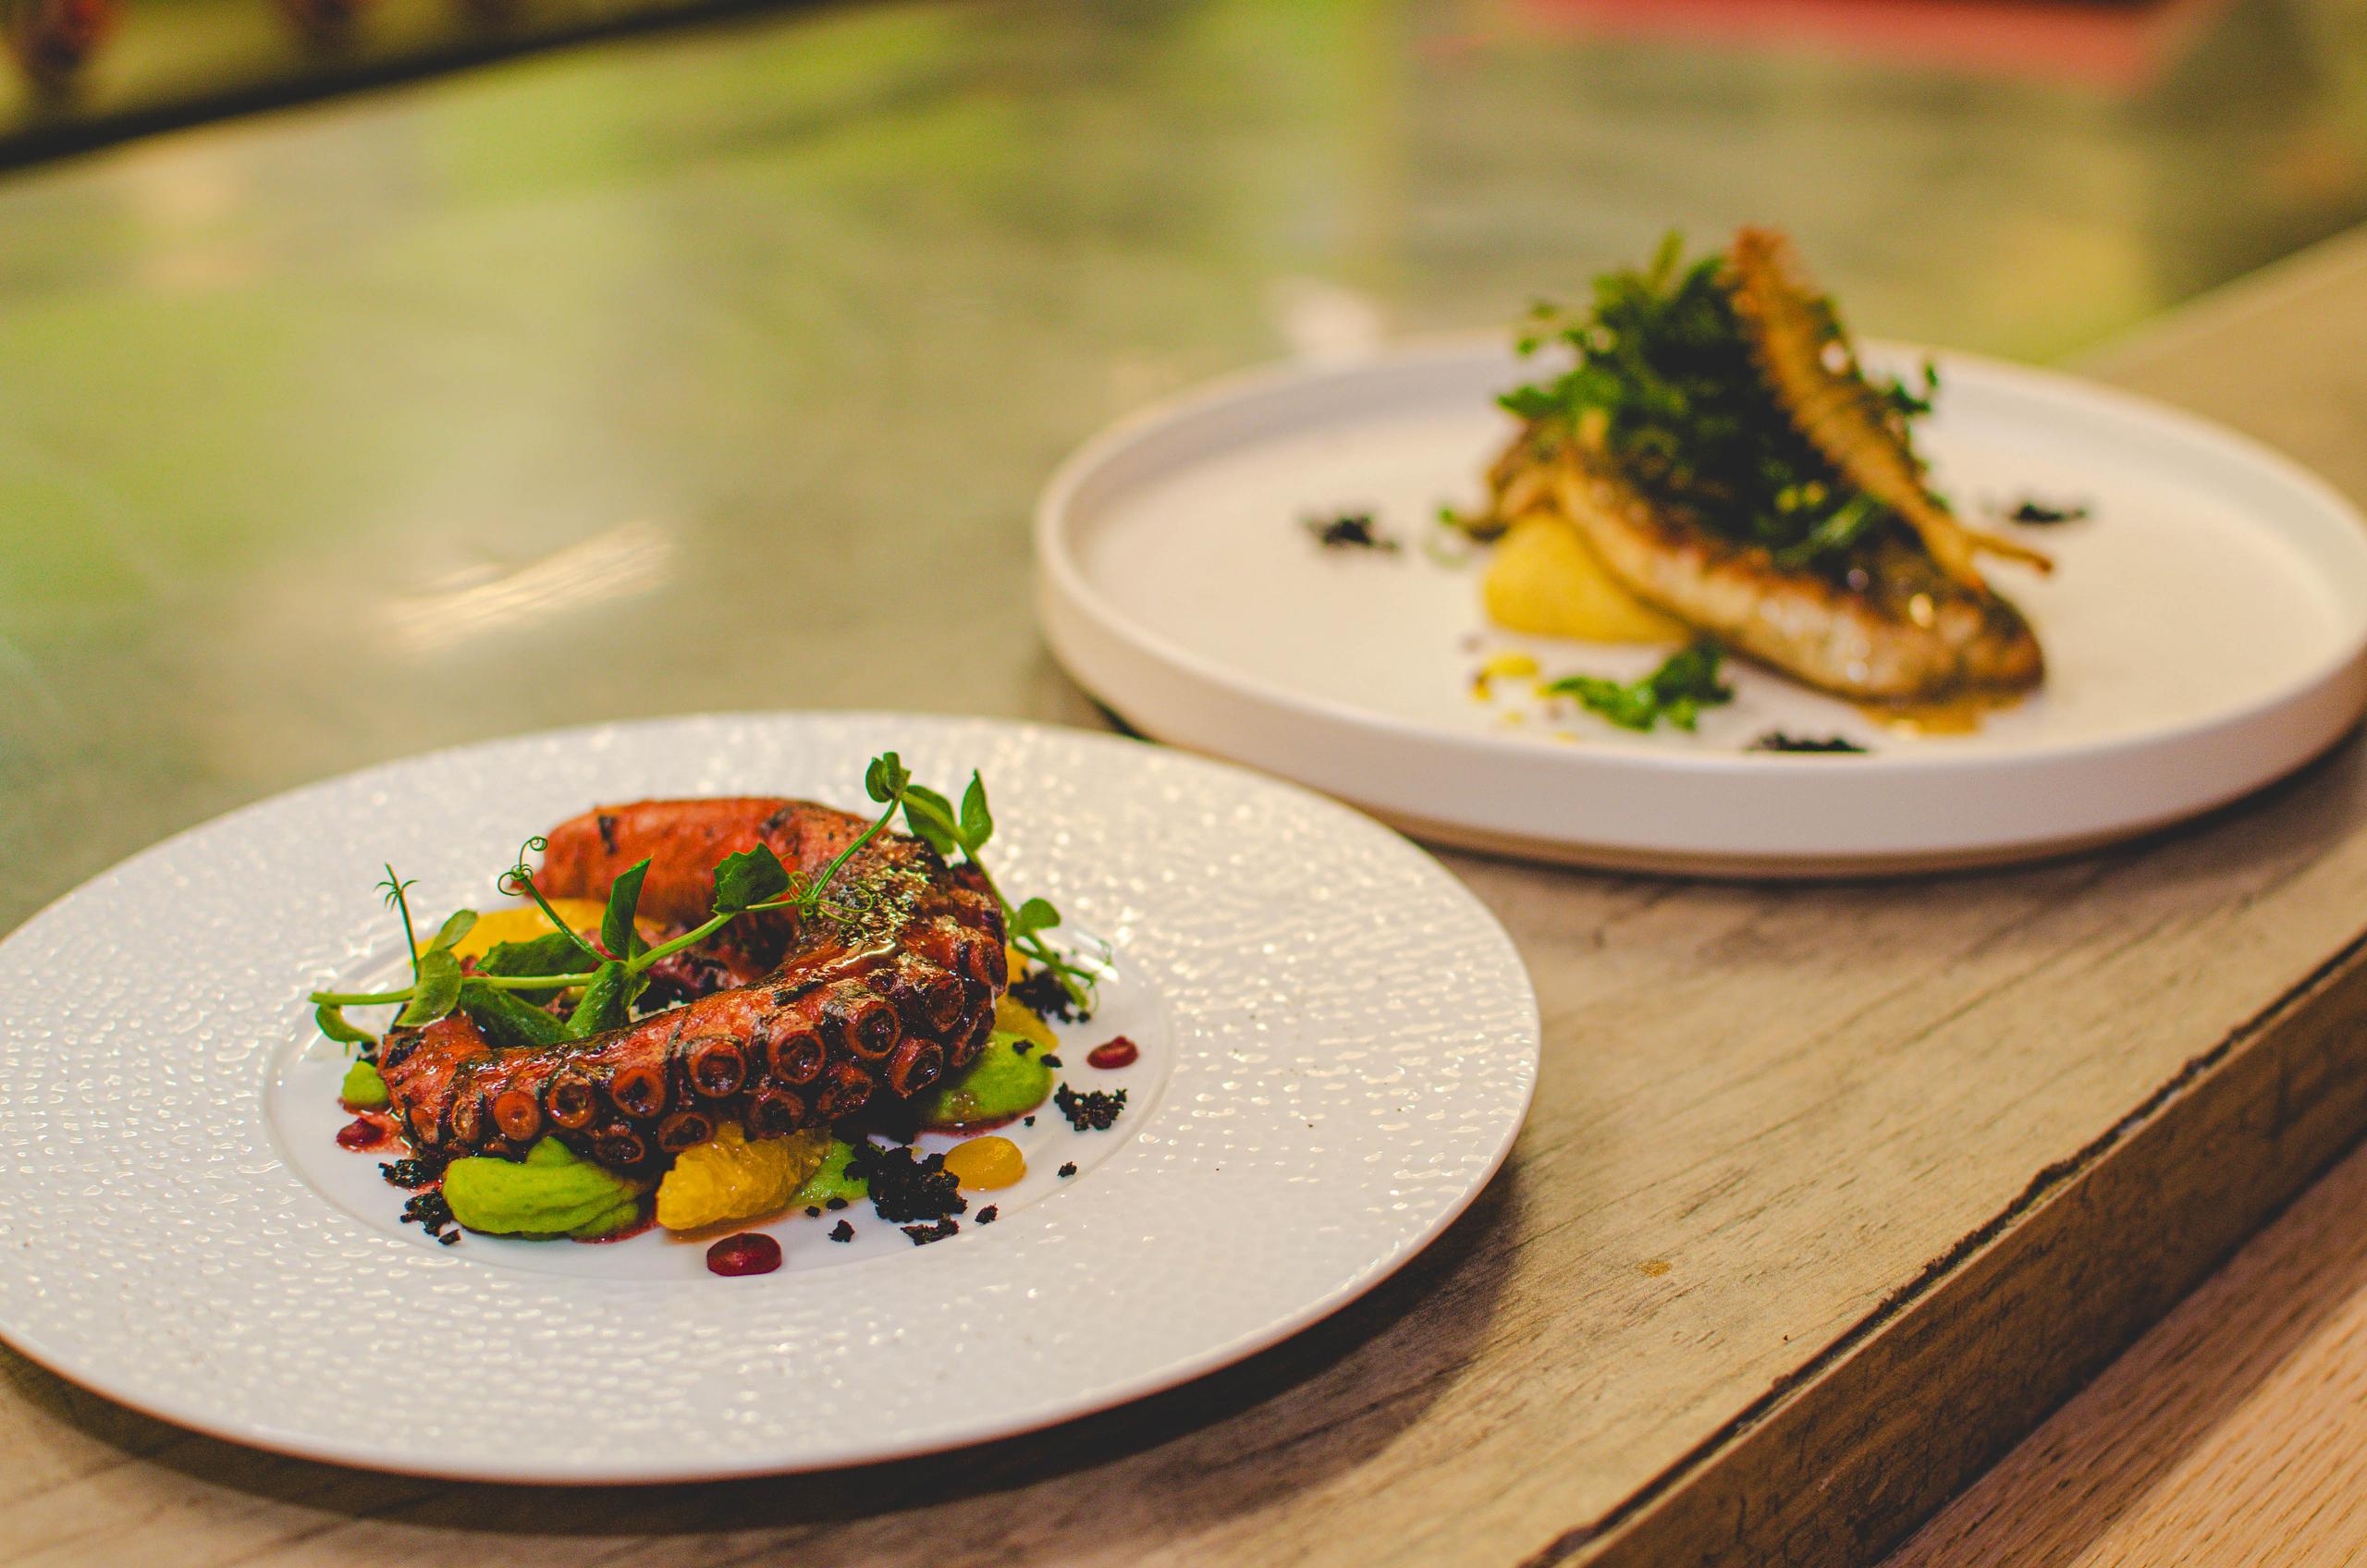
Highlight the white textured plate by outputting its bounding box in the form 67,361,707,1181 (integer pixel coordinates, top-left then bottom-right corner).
0,714,1536,1481
1037,340,2367,874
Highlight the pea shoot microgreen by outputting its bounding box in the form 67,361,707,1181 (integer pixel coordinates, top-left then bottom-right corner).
901,772,1102,1013
307,751,1099,1046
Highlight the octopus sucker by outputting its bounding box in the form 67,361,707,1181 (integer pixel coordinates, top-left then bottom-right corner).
656,1108,716,1155
377,798,1010,1168
745,1086,808,1138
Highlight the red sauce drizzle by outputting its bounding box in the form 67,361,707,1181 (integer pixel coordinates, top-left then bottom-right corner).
335,1113,399,1152
577,1201,658,1245
706,1232,782,1276
1085,1036,1138,1071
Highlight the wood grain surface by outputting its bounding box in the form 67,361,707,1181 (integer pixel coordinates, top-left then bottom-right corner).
1888,1135,2367,1568
10,93,2367,1568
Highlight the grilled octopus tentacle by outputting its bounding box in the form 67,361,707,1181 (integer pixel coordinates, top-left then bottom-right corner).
378,799,1007,1172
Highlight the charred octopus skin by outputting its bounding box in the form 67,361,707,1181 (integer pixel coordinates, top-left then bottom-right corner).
377,799,1009,1173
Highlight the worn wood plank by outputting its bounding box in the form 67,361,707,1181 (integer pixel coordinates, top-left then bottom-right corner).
1886,1135,2367,1568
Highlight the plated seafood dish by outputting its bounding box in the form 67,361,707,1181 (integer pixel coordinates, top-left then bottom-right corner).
1441,227,2071,740
309,753,1132,1272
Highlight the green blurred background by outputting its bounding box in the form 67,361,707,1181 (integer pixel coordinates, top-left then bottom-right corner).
4,0,2367,925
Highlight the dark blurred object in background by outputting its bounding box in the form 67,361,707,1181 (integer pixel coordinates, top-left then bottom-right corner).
1530,0,2232,89
6,0,120,86
0,0,779,165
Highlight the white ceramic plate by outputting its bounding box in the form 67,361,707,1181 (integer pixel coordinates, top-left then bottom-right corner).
1037,340,2367,875
0,714,1537,1482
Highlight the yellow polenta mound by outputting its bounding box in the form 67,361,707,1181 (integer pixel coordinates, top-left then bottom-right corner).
445,899,609,965
656,1123,831,1232
1482,513,1687,643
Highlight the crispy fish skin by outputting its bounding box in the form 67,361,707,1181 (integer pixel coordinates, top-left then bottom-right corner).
1520,435,2043,702
1726,227,2050,589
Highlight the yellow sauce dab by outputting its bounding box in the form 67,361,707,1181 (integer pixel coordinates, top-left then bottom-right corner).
446,899,628,965
1858,690,2027,738
942,1135,1027,1191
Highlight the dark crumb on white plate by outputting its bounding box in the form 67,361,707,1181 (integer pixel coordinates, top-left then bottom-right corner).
1303,510,1399,551
1010,969,1091,1023
1058,1162,1077,1178
1053,1083,1127,1132
849,1143,967,1223
976,1206,999,1224
2001,496,2090,525
901,1219,960,1246
1749,731,1868,754
828,1219,854,1243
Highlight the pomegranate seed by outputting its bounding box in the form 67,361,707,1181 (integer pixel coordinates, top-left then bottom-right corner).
705,1232,781,1277
1086,1036,1138,1071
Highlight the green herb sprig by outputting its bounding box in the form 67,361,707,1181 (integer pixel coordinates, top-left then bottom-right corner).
308,753,1099,1044
899,773,1102,1014
1542,641,1734,732
312,753,915,1047
1498,233,1936,570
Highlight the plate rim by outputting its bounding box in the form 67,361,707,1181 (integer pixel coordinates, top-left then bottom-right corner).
0,711,1540,1483
1035,337,2367,870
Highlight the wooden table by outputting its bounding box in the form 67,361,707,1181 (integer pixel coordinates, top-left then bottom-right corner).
7,7,2367,1565
1889,1134,2367,1567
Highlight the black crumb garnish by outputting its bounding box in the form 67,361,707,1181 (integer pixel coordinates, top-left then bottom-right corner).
2004,496,2090,525
437,1231,460,1245
804,1206,821,1219
1011,1040,1032,1055
1304,510,1399,552
380,1155,446,1189
901,1219,960,1246
1039,1054,1062,1070
1010,968,1090,1024
1023,1115,1036,1127
976,1206,999,1224
1058,1162,1078,1178
825,1196,848,1212
1749,731,1869,754
848,1143,968,1223
828,1219,855,1243
1053,1083,1128,1132
400,1189,456,1241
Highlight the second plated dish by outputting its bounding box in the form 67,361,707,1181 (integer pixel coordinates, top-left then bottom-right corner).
1037,322,2367,874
